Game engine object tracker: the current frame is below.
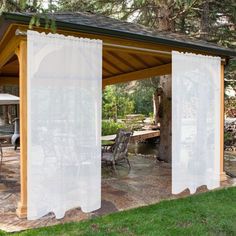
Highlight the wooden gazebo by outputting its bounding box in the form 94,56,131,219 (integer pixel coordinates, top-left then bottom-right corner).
0,11,235,218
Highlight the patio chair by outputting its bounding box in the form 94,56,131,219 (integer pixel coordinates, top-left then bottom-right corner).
102,130,132,168
102,129,125,153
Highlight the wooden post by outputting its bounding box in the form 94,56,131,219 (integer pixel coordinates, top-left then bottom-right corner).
220,64,227,181
15,40,28,218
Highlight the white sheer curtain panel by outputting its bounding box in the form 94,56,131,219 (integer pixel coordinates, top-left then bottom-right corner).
27,30,102,220
172,51,221,194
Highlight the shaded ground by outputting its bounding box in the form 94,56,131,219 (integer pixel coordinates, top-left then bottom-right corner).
2,187,236,236
225,151,236,177
0,146,235,232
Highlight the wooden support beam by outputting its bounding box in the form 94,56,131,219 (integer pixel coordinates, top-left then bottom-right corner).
104,45,171,58
0,36,22,69
15,40,28,218
4,56,18,66
0,77,19,86
220,64,227,181
103,63,171,87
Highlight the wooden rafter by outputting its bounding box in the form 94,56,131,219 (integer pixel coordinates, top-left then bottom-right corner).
102,67,112,75
133,53,151,68
102,66,113,75
107,51,137,71
154,56,165,64
103,57,123,74
104,51,132,72
103,63,171,86
114,52,146,70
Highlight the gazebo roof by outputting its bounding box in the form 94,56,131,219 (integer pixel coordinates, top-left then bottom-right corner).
1,11,236,58
0,11,235,87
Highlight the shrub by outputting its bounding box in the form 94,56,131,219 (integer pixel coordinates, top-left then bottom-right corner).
102,120,126,136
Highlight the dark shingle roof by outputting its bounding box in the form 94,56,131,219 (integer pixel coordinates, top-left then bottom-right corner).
2,11,236,57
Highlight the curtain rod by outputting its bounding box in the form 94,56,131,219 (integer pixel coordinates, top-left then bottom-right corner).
15,29,226,62
15,29,170,55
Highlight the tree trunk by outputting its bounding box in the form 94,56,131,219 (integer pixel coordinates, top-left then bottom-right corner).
153,89,160,125
158,75,172,162
155,0,174,163
200,0,210,40
156,0,175,31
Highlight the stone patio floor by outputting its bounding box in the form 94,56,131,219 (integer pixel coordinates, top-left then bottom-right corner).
0,147,236,232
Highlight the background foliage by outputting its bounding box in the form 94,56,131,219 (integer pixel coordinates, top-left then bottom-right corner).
102,120,125,136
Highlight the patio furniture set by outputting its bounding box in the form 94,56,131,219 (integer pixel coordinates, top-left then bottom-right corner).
0,128,132,181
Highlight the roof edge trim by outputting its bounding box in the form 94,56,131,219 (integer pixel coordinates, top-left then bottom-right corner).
2,12,236,58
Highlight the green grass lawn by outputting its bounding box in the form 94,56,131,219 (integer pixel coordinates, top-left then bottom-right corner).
1,187,236,236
